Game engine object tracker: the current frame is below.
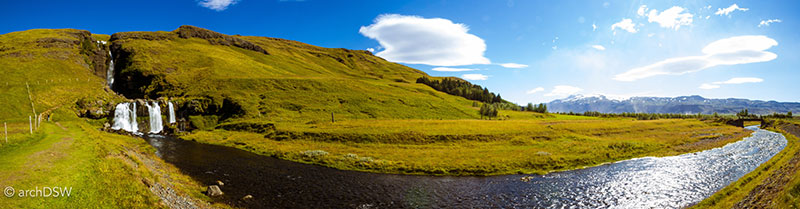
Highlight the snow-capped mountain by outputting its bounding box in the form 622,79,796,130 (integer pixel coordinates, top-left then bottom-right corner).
548,95,800,115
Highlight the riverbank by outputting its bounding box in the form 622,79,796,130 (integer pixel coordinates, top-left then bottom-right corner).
693,119,800,208
183,115,751,176
0,110,221,208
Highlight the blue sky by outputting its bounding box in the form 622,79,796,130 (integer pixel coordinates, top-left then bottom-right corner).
2,0,797,104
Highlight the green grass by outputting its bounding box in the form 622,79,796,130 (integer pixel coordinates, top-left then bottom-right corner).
110,26,485,124
0,29,119,122
0,110,213,208
185,117,750,176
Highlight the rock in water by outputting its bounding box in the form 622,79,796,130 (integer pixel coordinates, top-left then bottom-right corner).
216,180,224,186
242,195,253,200
207,185,223,197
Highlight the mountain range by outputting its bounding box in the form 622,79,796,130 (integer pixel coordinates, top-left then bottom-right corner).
547,95,800,115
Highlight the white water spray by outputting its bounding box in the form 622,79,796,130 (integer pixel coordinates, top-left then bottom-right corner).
107,51,115,88
168,101,176,124
111,102,138,133
147,101,163,133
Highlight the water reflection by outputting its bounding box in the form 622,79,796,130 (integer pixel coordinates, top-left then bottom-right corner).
144,126,786,208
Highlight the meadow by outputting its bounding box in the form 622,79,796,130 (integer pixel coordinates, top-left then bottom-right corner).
185,112,750,176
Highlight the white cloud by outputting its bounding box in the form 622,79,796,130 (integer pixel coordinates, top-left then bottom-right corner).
701,35,778,54
499,63,528,68
700,77,763,89
759,19,782,27
545,85,583,97
715,4,749,16
699,84,720,89
592,23,597,31
461,74,488,80
715,77,764,84
359,14,490,66
431,67,478,72
526,87,544,94
647,6,693,30
366,48,375,53
637,5,649,17
198,0,238,11
591,45,606,51
615,35,778,81
611,18,637,34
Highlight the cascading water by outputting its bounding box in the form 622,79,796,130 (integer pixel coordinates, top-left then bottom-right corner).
168,101,176,124
147,101,164,134
106,51,115,88
111,102,138,133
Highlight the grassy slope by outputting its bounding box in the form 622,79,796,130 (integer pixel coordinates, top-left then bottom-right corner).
693,119,800,209
0,29,213,208
0,29,116,122
111,26,480,125
0,110,216,208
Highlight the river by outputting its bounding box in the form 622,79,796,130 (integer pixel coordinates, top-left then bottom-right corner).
143,126,786,208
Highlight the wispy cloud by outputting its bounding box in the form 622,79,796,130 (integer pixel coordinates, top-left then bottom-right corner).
431,67,478,72
759,19,782,27
637,5,648,17
715,4,749,16
359,14,490,66
699,83,721,89
611,18,637,34
646,6,693,30
198,0,238,11
699,77,763,89
591,45,606,51
614,35,778,81
461,74,488,81
526,87,544,94
499,63,529,68
545,85,583,97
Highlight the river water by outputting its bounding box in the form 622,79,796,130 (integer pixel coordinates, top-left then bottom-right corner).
143,126,786,208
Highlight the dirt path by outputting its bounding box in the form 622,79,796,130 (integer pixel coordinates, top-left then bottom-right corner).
733,123,800,208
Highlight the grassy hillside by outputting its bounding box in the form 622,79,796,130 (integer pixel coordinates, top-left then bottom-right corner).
109,25,483,126
0,29,117,122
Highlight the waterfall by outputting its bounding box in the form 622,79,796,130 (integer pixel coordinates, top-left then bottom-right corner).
147,101,164,134
107,51,115,88
168,101,176,124
111,102,138,133
132,102,138,132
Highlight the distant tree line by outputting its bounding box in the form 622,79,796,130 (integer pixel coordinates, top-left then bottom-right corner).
417,77,504,104
764,111,793,119
557,109,796,121
525,103,547,113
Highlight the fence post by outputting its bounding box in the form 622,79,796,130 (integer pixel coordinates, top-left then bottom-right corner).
26,82,37,127
29,116,33,134
4,122,7,143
